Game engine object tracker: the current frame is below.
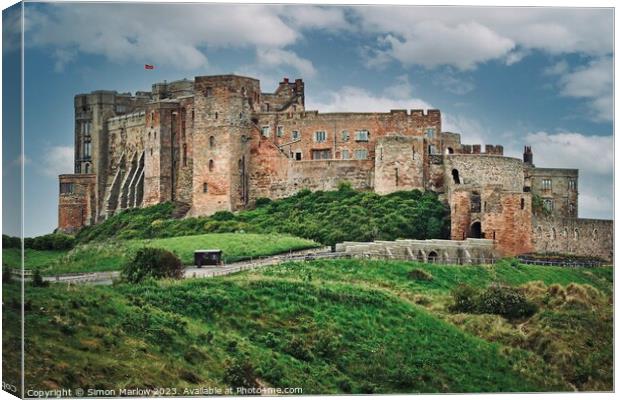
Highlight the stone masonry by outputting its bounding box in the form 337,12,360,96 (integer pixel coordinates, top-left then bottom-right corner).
57,74,613,261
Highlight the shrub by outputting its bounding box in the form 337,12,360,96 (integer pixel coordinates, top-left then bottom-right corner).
3,268,13,283
476,284,538,319
407,268,433,281
223,356,258,388
31,233,75,250
449,284,480,313
32,269,48,287
254,197,272,207
2,235,21,249
121,248,183,283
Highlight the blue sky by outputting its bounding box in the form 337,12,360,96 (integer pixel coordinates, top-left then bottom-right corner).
2,2,614,236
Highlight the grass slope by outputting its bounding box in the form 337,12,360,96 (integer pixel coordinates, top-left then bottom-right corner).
3,233,319,276
4,259,611,394
76,188,450,246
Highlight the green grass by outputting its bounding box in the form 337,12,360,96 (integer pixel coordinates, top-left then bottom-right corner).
76,187,450,246
3,233,319,276
3,258,612,394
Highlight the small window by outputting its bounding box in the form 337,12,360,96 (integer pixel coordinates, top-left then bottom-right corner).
60,182,74,194
312,149,331,160
471,192,481,213
452,169,460,184
150,111,155,128
276,126,284,137
425,128,435,138
183,144,187,167
83,137,91,158
209,136,215,148
314,131,327,142
191,110,195,121
203,183,208,193
209,160,214,172
543,198,554,211
215,112,218,119
295,152,302,161
428,145,437,155
568,179,577,191
542,179,552,190
205,87,213,97
593,229,598,240
342,150,350,160
341,130,350,141
355,130,369,142
292,130,300,140
116,105,126,113
354,149,368,160
261,126,270,137
520,198,525,210
84,163,90,173
574,229,579,240
569,203,575,216
551,228,557,240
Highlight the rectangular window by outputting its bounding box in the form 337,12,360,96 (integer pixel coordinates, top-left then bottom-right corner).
261,126,270,137
341,150,350,160
205,87,213,97
355,130,369,142
428,145,437,155
425,127,435,138
276,126,284,137
341,130,350,141
83,137,91,158
203,183,208,193
115,105,126,113
543,198,554,211
568,179,577,190
295,152,302,160
355,149,368,160
82,121,91,135
60,183,74,194
314,131,327,142
542,179,552,190
292,130,300,140
312,149,331,160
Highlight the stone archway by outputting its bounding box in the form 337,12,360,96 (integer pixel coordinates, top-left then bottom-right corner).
469,221,482,239
427,251,439,263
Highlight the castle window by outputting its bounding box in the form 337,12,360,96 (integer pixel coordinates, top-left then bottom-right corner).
542,179,552,190
276,126,284,137
209,160,214,172
425,128,435,138
341,130,350,141
470,192,481,213
452,169,460,184
543,198,554,212
568,179,577,190
150,111,154,128
60,182,74,194
215,112,218,120
84,163,90,174
569,203,575,216
446,147,454,154
292,130,300,140
82,121,91,135
203,183,208,193
261,126,270,137
312,149,331,160
342,150,350,160
412,147,416,160
183,144,187,167
562,228,567,237
191,110,195,121
574,228,579,240
205,87,213,97
150,148,153,156
209,136,215,148
154,132,157,140
395,168,399,187
295,152,302,160
116,105,126,113
593,229,598,240
551,228,557,240
83,137,91,158
428,145,437,155
520,198,525,210
354,149,368,160
355,130,369,142
314,131,327,142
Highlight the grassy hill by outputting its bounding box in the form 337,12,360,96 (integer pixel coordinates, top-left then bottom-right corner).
3,259,612,394
76,187,450,246
3,233,319,276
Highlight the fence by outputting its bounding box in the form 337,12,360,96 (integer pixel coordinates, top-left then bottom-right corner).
517,257,603,268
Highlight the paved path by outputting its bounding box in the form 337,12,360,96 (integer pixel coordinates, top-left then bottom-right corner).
41,246,333,285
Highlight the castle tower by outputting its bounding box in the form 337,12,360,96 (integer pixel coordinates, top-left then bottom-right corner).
190,75,260,216
523,145,533,166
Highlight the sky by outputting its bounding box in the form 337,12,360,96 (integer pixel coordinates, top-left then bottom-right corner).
1,2,614,236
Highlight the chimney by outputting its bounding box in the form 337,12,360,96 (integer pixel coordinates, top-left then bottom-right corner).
523,146,533,166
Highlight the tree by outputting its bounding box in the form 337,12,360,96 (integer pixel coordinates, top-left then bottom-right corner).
121,248,184,283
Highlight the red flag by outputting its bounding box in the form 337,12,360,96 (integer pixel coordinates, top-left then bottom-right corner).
144,64,154,70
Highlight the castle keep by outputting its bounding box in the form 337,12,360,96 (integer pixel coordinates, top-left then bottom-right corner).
58,75,613,261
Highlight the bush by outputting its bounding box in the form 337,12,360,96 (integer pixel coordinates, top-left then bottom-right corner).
407,268,433,281
3,268,13,283
476,284,538,319
121,248,184,283
31,233,75,250
449,284,480,313
254,197,272,207
2,235,20,249
32,269,48,287
223,356,258,388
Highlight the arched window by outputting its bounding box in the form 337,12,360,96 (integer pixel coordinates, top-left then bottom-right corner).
446,147,454,154
84,163,90,173
562,228,568,238
520,198,525,210
551,228,556,240
203,183,208,193
469,221,482,238
209,160,214,172
470,192,481,212
182,144,187,167
452,169,460,184
593,229,598,240
412,146,416,160
574,229,579,240
427,251,438,263
209,136,215,148
215,112,218,119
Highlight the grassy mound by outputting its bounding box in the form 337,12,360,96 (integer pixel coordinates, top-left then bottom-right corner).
76,187,449,246
3,259,611,394
3,233,319,276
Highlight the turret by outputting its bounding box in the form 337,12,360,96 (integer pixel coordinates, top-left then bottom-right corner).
523,146,533,166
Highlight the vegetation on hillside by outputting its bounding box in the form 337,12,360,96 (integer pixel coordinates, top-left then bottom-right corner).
3,259,612,394
3,233,319,276
75,186,450,246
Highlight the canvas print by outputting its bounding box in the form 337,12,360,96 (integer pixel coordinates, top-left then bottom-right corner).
1,1,614,397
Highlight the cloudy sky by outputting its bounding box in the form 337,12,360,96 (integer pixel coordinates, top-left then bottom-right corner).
2,2,614,236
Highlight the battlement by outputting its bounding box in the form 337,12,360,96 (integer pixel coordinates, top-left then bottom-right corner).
459,144,504,155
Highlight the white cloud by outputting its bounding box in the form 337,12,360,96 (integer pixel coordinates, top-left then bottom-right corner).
354,7,612,70
523,131,613,219
37,145,74,177
432,68,475,95
383,74,414,99
256,48,316,77
307,85,432,113
555,57,613,121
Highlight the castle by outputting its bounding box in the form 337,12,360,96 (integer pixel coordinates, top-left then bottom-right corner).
58,74,613,260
